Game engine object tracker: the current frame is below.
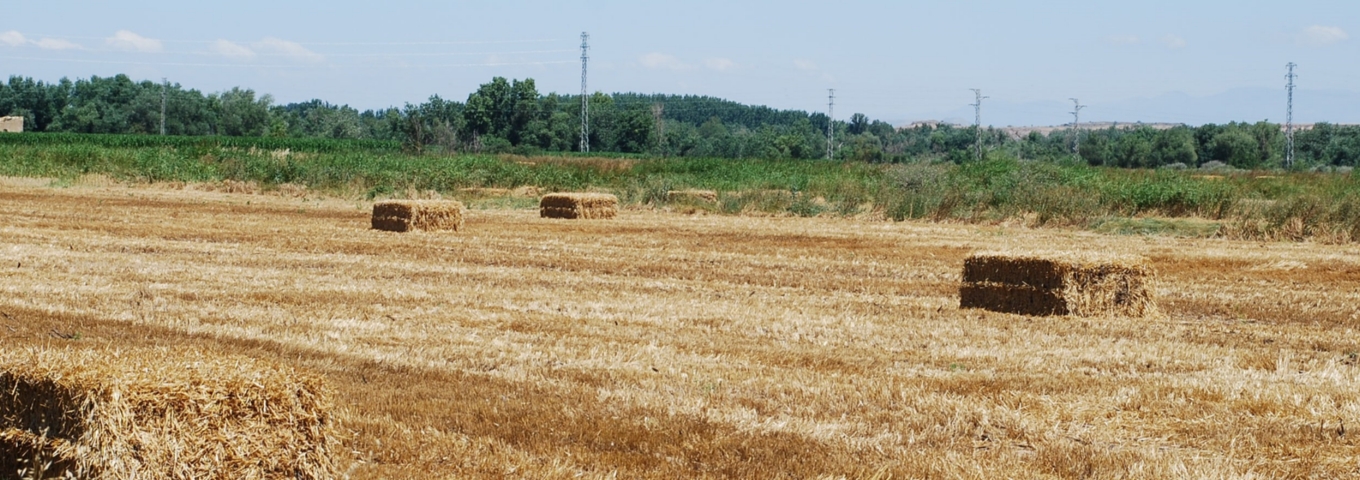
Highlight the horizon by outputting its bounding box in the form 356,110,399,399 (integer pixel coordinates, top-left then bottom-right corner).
3,1,1357,126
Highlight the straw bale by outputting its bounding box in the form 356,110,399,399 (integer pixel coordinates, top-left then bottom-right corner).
667,189,718,203
0,346,340,479
959,250,1158,317
372,199,465,232
0,116,22,133
540,193,618,219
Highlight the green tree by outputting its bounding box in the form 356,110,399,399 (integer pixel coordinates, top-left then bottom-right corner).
1112,128,1155,168
1151,127,1198,167
848,113,869,135
1209,129,1259,168
213,87,271,136
614,105,654,153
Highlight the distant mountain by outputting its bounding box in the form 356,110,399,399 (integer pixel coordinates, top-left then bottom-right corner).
904,87,1360,127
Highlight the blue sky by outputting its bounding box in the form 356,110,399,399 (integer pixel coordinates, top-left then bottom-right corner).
2,1,1357,126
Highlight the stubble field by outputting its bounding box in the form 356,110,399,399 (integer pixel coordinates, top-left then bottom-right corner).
1,180,1358,479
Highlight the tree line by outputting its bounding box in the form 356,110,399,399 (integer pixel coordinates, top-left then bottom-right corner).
2,74,1358,168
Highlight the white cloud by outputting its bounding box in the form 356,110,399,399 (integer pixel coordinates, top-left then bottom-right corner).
105,30,162,52
0,31,26,47
33,37,83,50
793,59,818,71
211,39,255,59
640,52,688,70
1161,34,1186,49
704,57,735,71
1105,35,1140,46
1298,25,1348,47
253,37,323,62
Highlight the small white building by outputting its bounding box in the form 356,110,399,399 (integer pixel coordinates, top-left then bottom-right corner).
0,116,22,133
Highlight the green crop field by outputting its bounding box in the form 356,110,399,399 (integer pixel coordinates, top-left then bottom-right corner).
2,132,1358,242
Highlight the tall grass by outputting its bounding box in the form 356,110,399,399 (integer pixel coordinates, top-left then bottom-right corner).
1,141,1357,241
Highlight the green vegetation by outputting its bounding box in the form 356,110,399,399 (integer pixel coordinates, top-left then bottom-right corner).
5,74,1360,168
3,138,1358,242
0,131,399,153
4,72,1359,242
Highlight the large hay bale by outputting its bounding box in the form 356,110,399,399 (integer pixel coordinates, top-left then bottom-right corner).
667,189,718,204
0,346,340,479
372,199,465,232
959,250,1158,317
0,116,22,133
540,193,618,219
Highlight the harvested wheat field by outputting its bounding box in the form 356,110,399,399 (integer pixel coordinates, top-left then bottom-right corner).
1,181,1358,479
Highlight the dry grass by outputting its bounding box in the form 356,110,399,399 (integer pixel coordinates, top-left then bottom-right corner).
667,189,718,204
540,192,618,219
274,182,309,198
372,200,465,232
0,345,339,479
458,187,512,197
1,180,1358,478
961,250,1159,317
218,179,258,195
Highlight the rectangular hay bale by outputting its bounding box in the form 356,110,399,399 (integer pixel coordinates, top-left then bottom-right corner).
372,199,465,232
0,346,341,479
539,193,618,219
959,250,1158,317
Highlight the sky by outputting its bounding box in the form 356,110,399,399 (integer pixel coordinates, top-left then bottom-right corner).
1,0,1357,126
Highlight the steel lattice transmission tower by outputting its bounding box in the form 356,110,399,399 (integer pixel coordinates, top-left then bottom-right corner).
579,32,590,153
1285,62,1297,169
826,89,835,160
1069,98,1086,161
970,89,988,160
160,78,168,136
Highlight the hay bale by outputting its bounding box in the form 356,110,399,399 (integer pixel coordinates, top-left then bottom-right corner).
0,346,340,479
0,116,22,133
540,193,618,219
667,189,718,203
372,200,465,232
959,250,1158,317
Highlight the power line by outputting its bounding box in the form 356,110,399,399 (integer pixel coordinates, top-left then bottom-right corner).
209,48,571,57
970,88,987,160
652,103,665,155
187,49,577,58
826,89,835,160
25,34,565,46
579,32,589,153
1285,62,1297,169
1069,98,1086,161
